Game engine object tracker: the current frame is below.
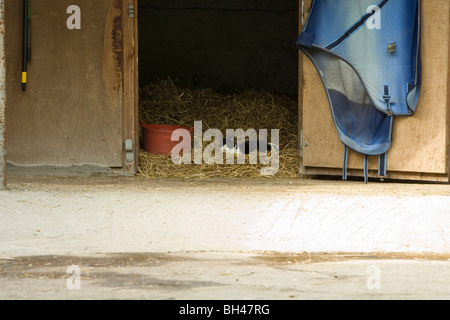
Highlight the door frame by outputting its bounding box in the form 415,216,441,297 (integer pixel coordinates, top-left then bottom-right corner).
120,0,139,174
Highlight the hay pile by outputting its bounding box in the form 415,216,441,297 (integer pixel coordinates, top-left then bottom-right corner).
138,78,299,179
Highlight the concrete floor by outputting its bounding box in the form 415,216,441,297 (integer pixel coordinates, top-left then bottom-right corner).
0,175,449,300
1,251,449,300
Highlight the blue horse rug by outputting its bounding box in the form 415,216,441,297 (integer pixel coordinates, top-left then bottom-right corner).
297,0,421,183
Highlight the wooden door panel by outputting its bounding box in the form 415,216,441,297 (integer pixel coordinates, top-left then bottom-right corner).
6,0,123,167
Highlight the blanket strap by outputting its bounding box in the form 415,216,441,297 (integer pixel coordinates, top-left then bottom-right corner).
364,155,369,184
378,84,391,179
378,153,387,177
383,85,393,116
342,145,348,180
343,147,386,183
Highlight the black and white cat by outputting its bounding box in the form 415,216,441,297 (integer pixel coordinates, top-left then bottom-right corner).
221,138,279,154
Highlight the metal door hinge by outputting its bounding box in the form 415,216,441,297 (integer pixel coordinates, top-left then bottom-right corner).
128,4,134,18
125,139,134,162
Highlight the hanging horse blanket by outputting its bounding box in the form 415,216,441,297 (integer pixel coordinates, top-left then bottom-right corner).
297,0,421,183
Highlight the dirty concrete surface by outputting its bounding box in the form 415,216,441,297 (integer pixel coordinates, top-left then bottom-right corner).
0,175,449,300
1,251,450,300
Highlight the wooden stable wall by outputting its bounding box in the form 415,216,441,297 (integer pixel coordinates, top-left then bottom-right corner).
5,0,138,173
299,0,450,182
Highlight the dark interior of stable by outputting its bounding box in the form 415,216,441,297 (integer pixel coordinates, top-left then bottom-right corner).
137,0,299,96
136,0,301,178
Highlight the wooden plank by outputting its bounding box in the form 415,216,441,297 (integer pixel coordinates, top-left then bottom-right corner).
5,0,123,167
0,0,6,189
133,0,139,168
445,1,450,177
302,167,449,183
298,0,307,175
120,0,138,174
300,0,450,180
387,0,449,174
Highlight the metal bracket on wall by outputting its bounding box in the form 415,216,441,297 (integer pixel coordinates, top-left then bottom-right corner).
125,139,134,162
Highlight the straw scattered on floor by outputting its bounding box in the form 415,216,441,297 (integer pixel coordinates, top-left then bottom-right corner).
138,78,299,179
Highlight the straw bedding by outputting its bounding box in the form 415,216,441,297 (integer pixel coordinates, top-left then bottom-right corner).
138,78,299,179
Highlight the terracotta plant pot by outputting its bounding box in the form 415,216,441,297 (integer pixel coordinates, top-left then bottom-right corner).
140,120,194,155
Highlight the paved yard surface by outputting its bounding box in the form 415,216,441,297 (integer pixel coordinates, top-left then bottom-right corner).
0,251,449,300
0,175,449,300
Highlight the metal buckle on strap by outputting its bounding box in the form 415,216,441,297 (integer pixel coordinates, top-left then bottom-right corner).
383,86,393,116
383,97,392,116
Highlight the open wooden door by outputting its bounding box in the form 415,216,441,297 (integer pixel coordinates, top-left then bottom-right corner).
299,0,450,182
5,0,138,174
